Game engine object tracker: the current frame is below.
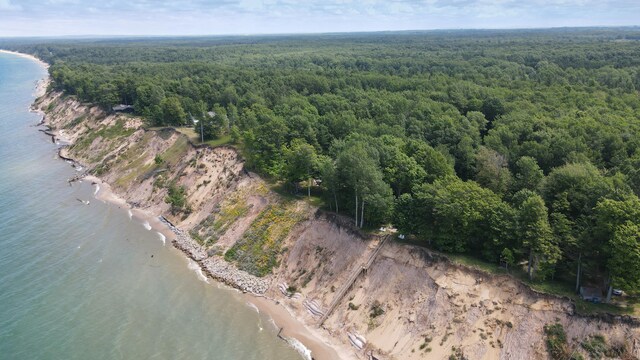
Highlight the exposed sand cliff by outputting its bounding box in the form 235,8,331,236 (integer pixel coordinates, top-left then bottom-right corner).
37,91,640,360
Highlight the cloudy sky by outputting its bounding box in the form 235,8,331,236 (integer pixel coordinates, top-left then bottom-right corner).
0,0,637,36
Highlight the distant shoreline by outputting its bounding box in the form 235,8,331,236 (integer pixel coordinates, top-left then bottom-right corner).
0,50,50,99
0,49,50,71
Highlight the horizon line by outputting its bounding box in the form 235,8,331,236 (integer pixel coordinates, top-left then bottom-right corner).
1,25,639,39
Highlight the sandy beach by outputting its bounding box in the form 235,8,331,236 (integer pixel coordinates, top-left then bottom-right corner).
84,175,177,241
247,295,352,360
34,77,50,98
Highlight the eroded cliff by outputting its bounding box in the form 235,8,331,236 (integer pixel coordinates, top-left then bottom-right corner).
37,91,640,360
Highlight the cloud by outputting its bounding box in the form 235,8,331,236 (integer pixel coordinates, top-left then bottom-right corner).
0,0,20,10
0,0,638,36
7,0,640,16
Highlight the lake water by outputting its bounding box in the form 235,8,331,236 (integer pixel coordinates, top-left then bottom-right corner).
0,52,303,360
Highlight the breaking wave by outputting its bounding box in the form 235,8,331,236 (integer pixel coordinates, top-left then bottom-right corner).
187,259,209,283
285,337,312,360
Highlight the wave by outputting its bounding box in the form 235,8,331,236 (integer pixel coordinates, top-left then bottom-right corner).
187,259,209,283
245,301,259,313
157,232,166,246
285,337,312,360
142,221,151,231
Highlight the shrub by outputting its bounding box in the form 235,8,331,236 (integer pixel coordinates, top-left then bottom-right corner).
544,323,569,360
370,301,385,318
165,183,190,214
581,334,606,359
224,204,306,276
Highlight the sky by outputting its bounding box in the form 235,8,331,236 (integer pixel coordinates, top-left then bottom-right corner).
0,0,638,37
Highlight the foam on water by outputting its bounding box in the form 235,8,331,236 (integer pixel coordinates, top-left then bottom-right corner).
187,259,209,283
286,337,313,360
142,221,151,231
157,232,166,246
127,209,133,220
246,301,259,313
93,184,100,196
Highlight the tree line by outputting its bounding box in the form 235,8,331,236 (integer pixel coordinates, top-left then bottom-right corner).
6,28,640,298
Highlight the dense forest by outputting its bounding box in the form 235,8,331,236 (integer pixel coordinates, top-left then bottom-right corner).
4,28,640,299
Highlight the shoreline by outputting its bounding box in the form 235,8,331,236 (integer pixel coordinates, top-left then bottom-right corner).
83,174,344,360
15,47,640,360
14,51,344,360
0,49,50,71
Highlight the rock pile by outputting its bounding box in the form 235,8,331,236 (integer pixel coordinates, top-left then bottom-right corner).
161,216,271,295
202,257,270,294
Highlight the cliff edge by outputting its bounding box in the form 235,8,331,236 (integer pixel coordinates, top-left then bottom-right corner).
36,91,640,360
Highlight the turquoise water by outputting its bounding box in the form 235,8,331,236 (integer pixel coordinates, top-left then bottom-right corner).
0,52,302,360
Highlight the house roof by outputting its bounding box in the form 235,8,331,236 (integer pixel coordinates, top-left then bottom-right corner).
112,104,134,112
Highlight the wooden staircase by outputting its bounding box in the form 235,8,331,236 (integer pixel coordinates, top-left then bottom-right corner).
317,235,390,326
